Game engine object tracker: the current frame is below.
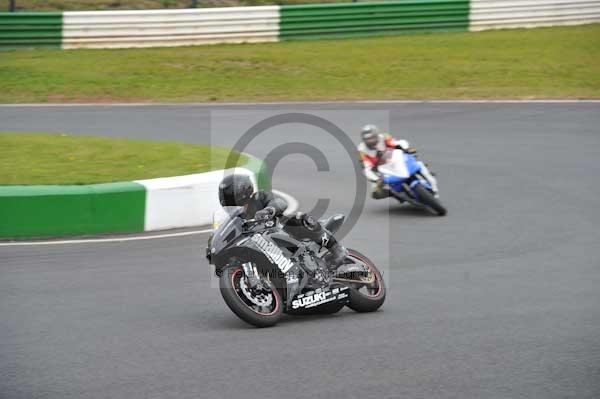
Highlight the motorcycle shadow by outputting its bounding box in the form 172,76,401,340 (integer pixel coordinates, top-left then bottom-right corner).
202,308,360,330
197,311,259,330
277,307,384,326
371,202,438,217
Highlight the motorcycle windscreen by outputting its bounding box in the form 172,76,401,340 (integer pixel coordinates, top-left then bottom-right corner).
210,206,245,257
212,206,242,231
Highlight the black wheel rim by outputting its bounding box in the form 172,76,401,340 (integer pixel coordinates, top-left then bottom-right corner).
346,253,383,298
231,268,280,316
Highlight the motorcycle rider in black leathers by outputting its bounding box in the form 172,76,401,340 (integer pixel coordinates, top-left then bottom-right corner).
218,174,348,267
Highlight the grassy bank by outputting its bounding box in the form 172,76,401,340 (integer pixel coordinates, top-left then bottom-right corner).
1,24,599,102
0,133,247,184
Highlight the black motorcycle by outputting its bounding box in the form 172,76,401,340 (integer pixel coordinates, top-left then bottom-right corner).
206,207,386,327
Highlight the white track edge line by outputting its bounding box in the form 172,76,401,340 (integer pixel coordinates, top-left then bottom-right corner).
0,229,212,247
0,189,298,247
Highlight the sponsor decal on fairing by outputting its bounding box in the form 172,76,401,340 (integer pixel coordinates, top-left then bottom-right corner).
291,286,349,309
250,233,294,273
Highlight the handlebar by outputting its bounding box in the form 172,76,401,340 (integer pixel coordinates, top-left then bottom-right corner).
243,216,275,228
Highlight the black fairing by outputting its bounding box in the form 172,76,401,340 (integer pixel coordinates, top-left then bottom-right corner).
270,233,302,255
212,243,265,272
209,209,294,283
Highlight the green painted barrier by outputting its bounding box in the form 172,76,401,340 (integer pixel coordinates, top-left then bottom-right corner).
0,182,145,238
280,0,469,40
0,12,62,49
242,156,272,192
0,154,270,239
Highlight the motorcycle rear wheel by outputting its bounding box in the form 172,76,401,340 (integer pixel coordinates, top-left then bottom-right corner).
219,265,283,328
343,249,386,313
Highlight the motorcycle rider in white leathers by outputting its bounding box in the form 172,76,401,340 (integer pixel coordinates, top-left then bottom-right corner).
357,124,438,199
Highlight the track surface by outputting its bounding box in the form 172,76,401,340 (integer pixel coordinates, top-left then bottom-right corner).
2,103,600,399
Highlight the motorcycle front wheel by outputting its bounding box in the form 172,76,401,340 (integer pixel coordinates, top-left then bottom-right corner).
413,184,447,216
219,265,283,328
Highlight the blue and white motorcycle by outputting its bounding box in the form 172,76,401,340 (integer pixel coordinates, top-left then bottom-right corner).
377,149,447,216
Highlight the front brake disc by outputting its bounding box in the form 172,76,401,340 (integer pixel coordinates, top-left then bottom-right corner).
239,277,273,307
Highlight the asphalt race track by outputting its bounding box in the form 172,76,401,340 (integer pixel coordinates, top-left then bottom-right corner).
1,103,599,399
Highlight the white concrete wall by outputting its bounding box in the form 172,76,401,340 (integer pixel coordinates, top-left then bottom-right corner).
135,167,256,231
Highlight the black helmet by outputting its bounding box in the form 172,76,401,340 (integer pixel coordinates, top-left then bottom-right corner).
361,124,379,149
219,174,254,207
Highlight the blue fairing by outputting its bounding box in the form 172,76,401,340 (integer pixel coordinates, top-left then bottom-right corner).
405,154,422,175
382,174,403,185
381,153,422,190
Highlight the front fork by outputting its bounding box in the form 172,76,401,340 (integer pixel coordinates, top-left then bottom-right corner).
417,162,439,196
241,262,271,291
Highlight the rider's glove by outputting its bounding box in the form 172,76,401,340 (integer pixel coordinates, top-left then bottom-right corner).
396,144,417,154
371,166,382,177
395,139,416,154
365,167,381,182
255,206,276,221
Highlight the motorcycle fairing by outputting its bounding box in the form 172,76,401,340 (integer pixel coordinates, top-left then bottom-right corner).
288,284,350,311
380,152,422,186
208,210,350,311
248,233,295,274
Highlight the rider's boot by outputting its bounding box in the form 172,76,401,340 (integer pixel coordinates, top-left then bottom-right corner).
284,213,348,268
322,232,348,268
328,242,348,267
372,181,391,199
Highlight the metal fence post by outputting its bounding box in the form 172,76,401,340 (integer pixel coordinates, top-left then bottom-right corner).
9,0,16,12
191,0,198,8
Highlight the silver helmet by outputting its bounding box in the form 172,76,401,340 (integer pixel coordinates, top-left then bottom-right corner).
361,124,379,149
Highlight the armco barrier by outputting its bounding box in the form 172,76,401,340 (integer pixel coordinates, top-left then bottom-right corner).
62,6,280,49
0,12,62,48
1,1,599,49
470,0,600,31
280,0,470,39
0,157,269,239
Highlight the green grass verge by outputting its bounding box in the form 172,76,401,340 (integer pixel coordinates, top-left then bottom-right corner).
1,24,599,102
0,133,247,185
